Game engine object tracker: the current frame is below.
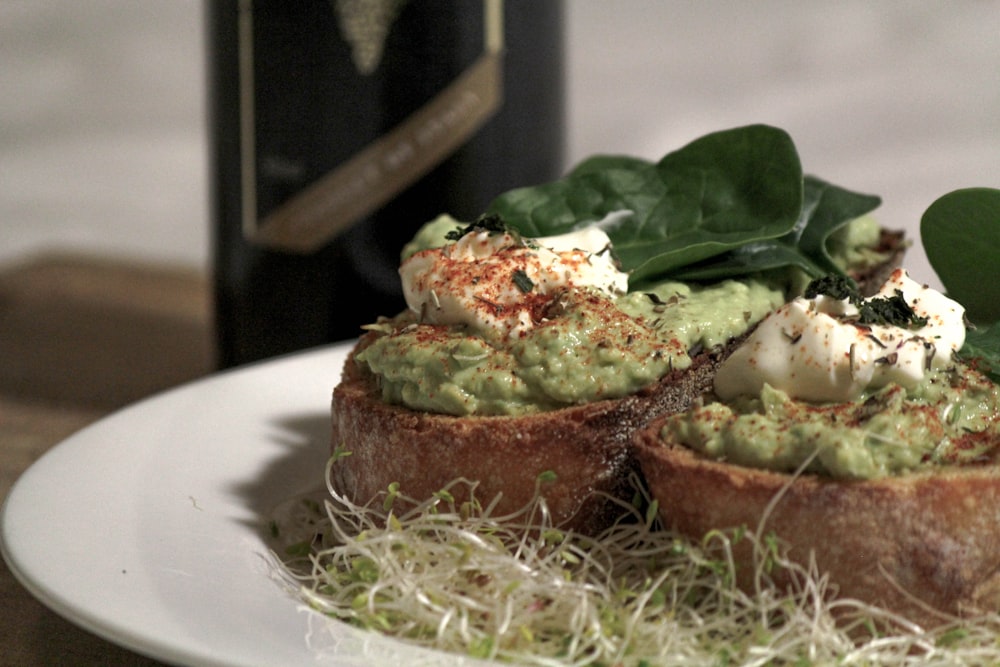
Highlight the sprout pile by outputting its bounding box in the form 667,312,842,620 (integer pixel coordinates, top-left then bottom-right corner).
269,458,1000,666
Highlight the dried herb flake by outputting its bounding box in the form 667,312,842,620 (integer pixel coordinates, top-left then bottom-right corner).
445,213,511,241
512,269,535,293
805,276,929,329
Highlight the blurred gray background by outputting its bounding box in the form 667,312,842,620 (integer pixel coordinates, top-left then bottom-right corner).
3,0,999,289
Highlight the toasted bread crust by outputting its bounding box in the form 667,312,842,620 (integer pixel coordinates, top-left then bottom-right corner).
633,429,1000,627
331,335,737,535
855,229,908,295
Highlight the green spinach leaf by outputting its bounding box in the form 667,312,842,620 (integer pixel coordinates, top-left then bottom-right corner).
669,176,881,281
796,177,883,275
921,188,1000,325
487,124,804,283
484,154,664,238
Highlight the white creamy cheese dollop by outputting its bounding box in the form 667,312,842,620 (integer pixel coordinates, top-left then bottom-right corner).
713,269,967,403
400,225,629,338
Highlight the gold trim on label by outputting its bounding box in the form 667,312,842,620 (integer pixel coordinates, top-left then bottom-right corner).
333,0,407,76
239,0,505,252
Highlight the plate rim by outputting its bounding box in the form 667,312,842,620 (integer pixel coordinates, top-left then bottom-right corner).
0,341,492,666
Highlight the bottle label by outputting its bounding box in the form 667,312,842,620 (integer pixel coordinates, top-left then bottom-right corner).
238,0,504,252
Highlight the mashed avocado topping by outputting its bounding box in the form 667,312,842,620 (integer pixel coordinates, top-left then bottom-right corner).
358,279,784,416
615,279,784,354
664,271,1000,478
357,216,892,416
663,367,1000,479
353,126,906,417
356,210,884,417
359,288,679,415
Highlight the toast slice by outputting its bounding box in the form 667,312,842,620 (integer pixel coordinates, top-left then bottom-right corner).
330,230,907,536
633,428,1000,628
331,334,740,535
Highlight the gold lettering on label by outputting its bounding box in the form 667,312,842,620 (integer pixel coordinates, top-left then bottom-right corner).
332,0,406,76
415,91,482,148
246,0,506,252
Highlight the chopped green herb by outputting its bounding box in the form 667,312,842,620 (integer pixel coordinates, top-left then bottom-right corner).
444,213,511,241
857,290,929,328
805,276,929,328
804,274,860,302
512,269,535,293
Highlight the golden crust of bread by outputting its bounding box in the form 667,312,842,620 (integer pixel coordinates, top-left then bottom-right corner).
330,334,735,536
633,426,1000,628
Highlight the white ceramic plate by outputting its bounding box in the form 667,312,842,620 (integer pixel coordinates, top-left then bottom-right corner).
0,342,492,667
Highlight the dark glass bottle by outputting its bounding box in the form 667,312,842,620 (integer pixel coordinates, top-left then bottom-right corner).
207,0,564,367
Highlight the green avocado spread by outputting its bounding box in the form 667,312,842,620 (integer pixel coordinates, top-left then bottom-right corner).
662,367,1000,479
358,279,784,416
354,214,887,418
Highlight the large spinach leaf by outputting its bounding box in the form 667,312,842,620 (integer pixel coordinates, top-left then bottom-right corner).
484,154,664,238
487,125,804,283
669,176,882,281
921,187,1000,325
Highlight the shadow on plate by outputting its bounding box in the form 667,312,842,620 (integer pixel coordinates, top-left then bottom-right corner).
227,410,332,535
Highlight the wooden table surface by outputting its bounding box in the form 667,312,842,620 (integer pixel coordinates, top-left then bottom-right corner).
1,254,214,666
